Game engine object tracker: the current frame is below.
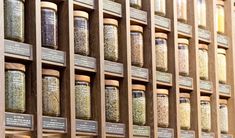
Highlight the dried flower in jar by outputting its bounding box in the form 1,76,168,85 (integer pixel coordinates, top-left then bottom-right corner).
179,93,191,130
178,38,189,76
201,96,211,132
198,44,209,80
220,99,228,133
157,89,169,128
155,33,168,72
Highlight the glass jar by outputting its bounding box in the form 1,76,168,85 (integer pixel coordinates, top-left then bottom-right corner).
155,0,166,16
179,93,191,130
217,48,227,84
75,75,91,120
131,25,144,67
178,38,189,76
42,69,60,116
199,44,209,80
219,99,228,133
216,0,225,34
155,33,168,72
104,18,119,62
130,0,142,9
201,96,211,132
5,63,26,113
105,80,120,122
132,85,146,125
198,0,207,28
4,0,25,42
41,2,58,49
157,89,169,128
177,0,187,22
74,11,89,56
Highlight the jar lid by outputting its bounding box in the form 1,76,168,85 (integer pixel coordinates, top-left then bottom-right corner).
130,25,143,33
155,33,168,39
178,38,189,45
74,10,89,19
217,0,225,5
217,48,226,54
198,44,208,50
105,80,119,87
180,93,190,98
220,99,228,104
42,69,60,77
132,84,146,91
75,75,90,82
156,89,169,95
5,63,26,72
103,18,118,26
201,96,210,101
41,1,58,11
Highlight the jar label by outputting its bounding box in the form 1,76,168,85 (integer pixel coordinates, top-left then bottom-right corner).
202,132,215,138
181,130,195,138
200,80,213,91
198,28,211,42
133,125,150,137
179,76,193,89
43,116,67,131
132,66,149,81
103,0,122,17
4,40,32,58
74,54,96,71
75,0,94,7
156,71,173,85
158,128,174,138
155,15,171,31
221,134,233,138
5,112,33,129
177,22,192,36
104,60,124,76
76,119,98,133
217,34,229,48
219,84,231,95
106,122,125,135
130,7,147,24
42,47,66,65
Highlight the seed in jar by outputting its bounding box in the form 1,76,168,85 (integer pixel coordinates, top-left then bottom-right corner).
133,97,146,125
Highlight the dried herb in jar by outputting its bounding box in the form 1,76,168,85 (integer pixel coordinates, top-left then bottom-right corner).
155,0,166,16
201,96,211,132
217,48,227,84
178,38,189,76
177,0,187,22
155,33,168,72
198,44,209,80
157,89,169,128
216,0,225,34
179,93,191,130
130,0,142,9
220,99,228,133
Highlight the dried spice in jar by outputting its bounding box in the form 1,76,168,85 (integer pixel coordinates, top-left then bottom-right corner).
178,38,189,76
155,0,166,16
177,0,187,22
41,2,58,49
156,33,168,72
179,93,191,130
201,96,211,132
132,85,146,125
4,0,25,42
74,11,89,56
217,48,227,84
75,75,91,120
198,0,207,28
131,25,144,67
199,44,209,80
5,63,26,113
216,0,225,34
130,0,142,9
157,89,169,128
105,80,120,122
104,18,119,62
42,69,60,116
219,99,228,133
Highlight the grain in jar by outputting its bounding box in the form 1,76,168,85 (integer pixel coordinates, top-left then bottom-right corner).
198,0,207,28
201,96,211,132
217,48,227,84
155,0,166,16
41,2,58,49
219,99,228,133
177,0,187,22
216,0,225,34
130,0,142,9
157,89,169,128
42,69,60,116
75,75,91,120
4,0,25,42
104,18,119,62
155,33,168,72
132,85,146,125
5,63,26,113
74,11,89,56
178,38,189,76
198,44,209,80
179,93,191,130
131,25,144,67
105,80,120,122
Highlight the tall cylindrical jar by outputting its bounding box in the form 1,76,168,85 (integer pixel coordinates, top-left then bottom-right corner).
219,99,228,133
105,80,120,122
74,11,89,56
75,75,91,120
130,0,142,9
157,89,169,128
178,38,189,76
216,0,225,34
104,18,119,62
155,33,168,72
201,96,211,132
4,0,25,42
132,85,146,125
217,48,227,84
177,0,187,22
155,0,166,16
5,63,26,113
131,25,144,67
179,93,191,130
42,69,60,116
41,2,58,49
198,0,207,28
198,44,209,80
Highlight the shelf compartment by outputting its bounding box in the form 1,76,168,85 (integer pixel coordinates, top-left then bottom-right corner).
202,132,215,138
103,0,122,18
131,66,149,82
130,7,147,25
157,127,174,137
104,60,123,77
106,122,125,137
179,76,194,91
217,34,229,49
177,22,192,38
221,134,233,138
200,80,213,94
74,54,96,72
76,119,98,135
219,83,231,98
43,133,63,138
181,130,195,138
156,71,173,87
41,47,66,67
73,0,94,10
42,116,67,133
133,125,150,137
155,15,171,32
198,28,211,43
